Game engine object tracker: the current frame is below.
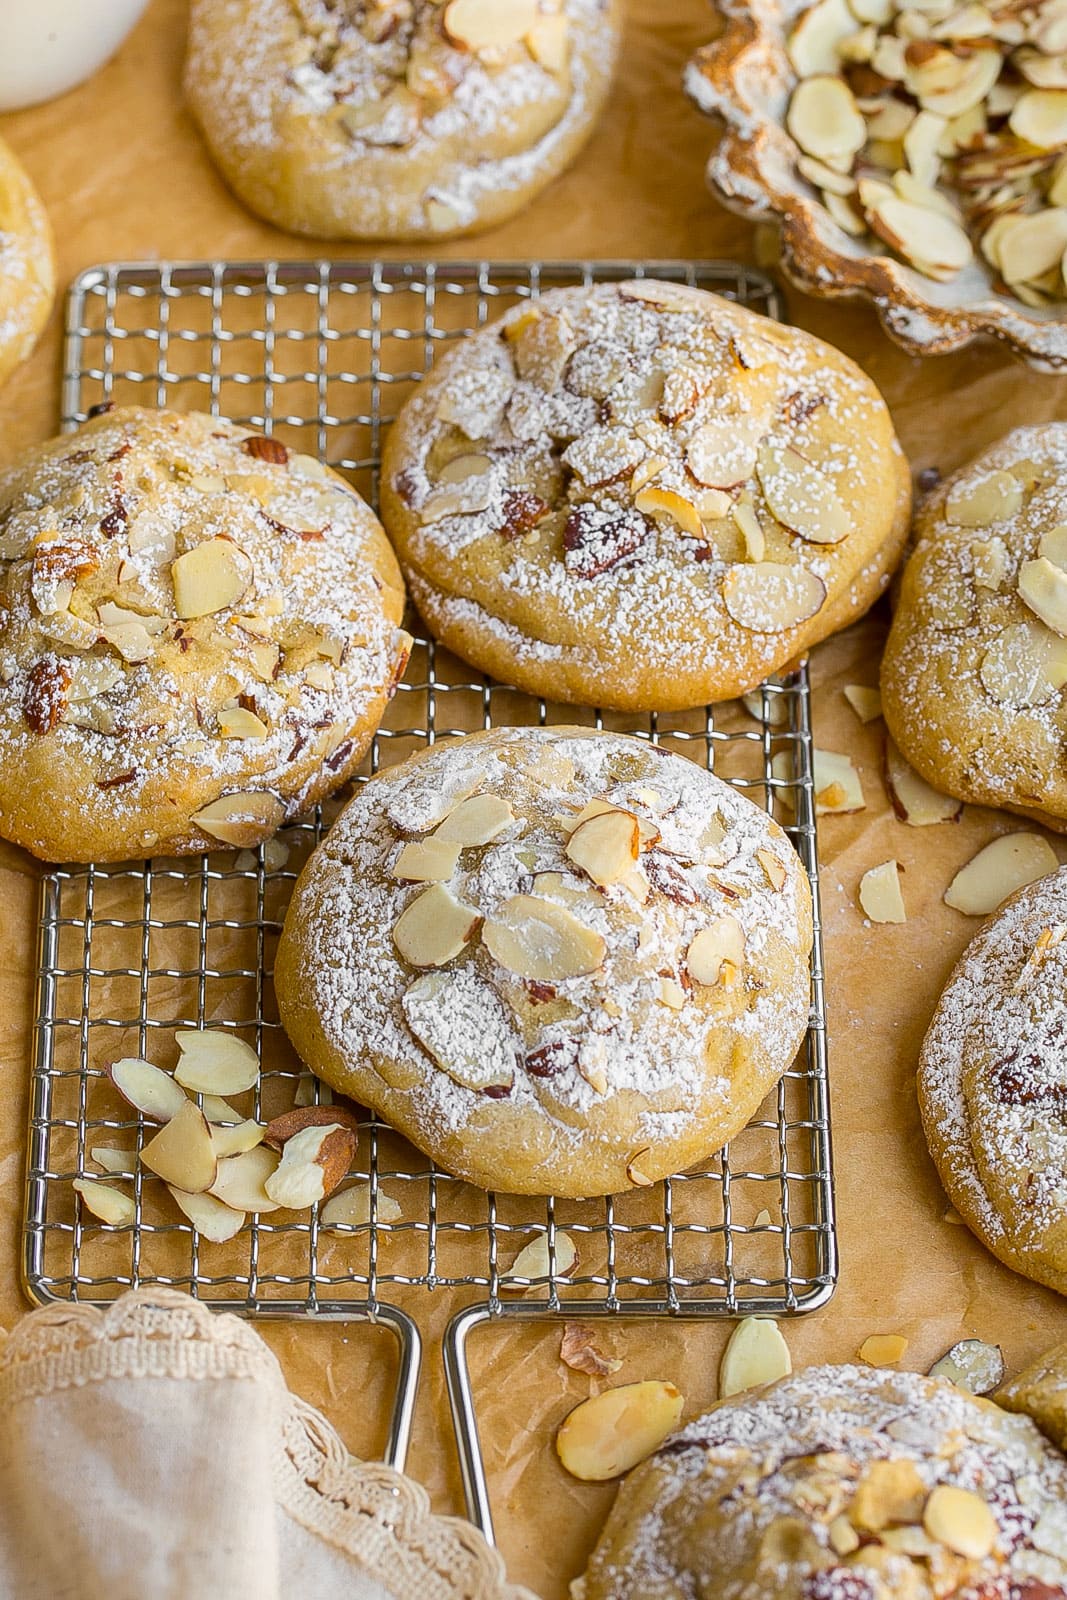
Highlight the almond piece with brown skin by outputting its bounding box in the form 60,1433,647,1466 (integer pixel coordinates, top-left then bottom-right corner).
884,739,962,825
241,434,289,465
264,1104,362,1150
566,808,640,887
140,1099,218,1193
263,1122,357,1209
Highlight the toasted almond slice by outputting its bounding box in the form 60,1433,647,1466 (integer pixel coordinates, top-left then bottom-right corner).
263,1106,361,1148
393,883,481,967
721,563,827,632
630,454,668,495
73,1178,135,1225
971,535,1009,589
218,706,268,740
945,469,1023,528
617,279,696,310
687,417,765,490
903,108,947,186
101,621,154,663
980,620,1067,706
391,837,462,883
944,832,1060,915
928,1338,1005,1395
923,1485,997,1559
844,684,883,723
892,168,960,221
829,1515,861,1556
814,749,865,814
1019,556,1067,636
172,539,252,619
1010,87,1067,148
798,153,857,195
484,896,605,981
625,1146,656,1187
263,1122,356,1209
633,486,704,539
433,793,514,846
850,1458,926,1531
110,1057,188,1122
437,451,493,485
732,500,766,561
823,188,866,237
443,0,539,51
859,860,907,923
658,977,688,1009
885,739,962,824
209,1145,281,1213
320,1183,402,1228
559,1323,623,1377
500,1229,578,1292
566,809,640,887
998,209,1067,285
787,0,859,74
174,1031,260,1095
858,1333,909,1366
687,915,745,985
719,1317,792,1398
512,309,576,391
420,478,493,522
191,792,285,848
757,442,850,543
168,1185,245,1242
913,45,1000,117
556,1382,684,1482
526,13,568,70
90,1145,137,1175
756,849,788,890
209,1119,265,1159
866,193,973,274
1039,523,1067,570
140,1099,217,1193
787,76,866,162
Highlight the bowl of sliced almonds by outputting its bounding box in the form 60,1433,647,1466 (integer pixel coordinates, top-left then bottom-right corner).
685,0,1067,367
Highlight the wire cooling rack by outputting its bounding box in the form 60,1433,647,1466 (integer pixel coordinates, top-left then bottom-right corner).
22,259,836,1505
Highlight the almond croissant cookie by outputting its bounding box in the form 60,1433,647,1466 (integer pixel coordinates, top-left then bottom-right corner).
919,867,1067,1299
883,425,1067,830
0,408,409,862
381,280,912,712
184,0,620,240
576,1364,1067,1600
275,726,812,1197
0,135,54,389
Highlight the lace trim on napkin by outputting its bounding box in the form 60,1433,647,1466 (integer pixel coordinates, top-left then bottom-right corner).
0,1289,531,1600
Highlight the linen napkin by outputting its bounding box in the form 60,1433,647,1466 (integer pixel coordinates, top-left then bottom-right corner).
0,1288,532,1600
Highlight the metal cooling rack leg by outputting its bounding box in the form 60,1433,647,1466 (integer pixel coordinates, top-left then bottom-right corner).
375,1303,422,1471
444,1304,497,1541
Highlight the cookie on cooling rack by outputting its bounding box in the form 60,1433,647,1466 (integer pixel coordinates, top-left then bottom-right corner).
919,866,1067,1299
274,724,813,1197
883,425,1067,831
184,0,620,240
0,135,54,389
0,406,410,863
380,279,911,712
576,1363,1067,1600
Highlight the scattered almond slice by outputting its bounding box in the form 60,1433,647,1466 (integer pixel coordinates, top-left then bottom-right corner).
172,539,252,619
1011,86,1067,147
200,1093,241,1123
560,1323,623,1378
500,1230,578,1293
741,682,789,726
928,1338,1006,1394
753,1207,773,1227
980,620,1067,707
140,1099,218,1194
719,1317,792,1398
829,1515,861,1556
732,500,766,561
787,75,866,162
885,739,962,824
484,895,605,982
209,1146,281,1213
209,1119,265,1159
218,706,268,740
566,808,640,887
72,1178,135,1225
444,0,540,53
90,1146,137,1176
788,0,860,76
945,470,1023,528
971,535,1010,590
686,417,765,491
844,684,883,723
263,1122,356,1209
756,849,788,891
392,883,481,967
923,1485,997,1560
391,837,462,883
859,860,907,923
1019,555,1067,636
944,832,1059,915
402,969,516,1091
858,1333,909,1366
850,1459,926,1531
433,793,514,846
814,749,865,815
721,563,827,633
293,1076,332,1110
191,792,285,848
174,1030,260,1095
526,13,568,70
167,1186,245,1243
756,442,851,543
263,1105,361,1148
687,916,745,986
110,1057,188,1122
556,1382,685,1481
633,485,704,540
320,1184,402,1228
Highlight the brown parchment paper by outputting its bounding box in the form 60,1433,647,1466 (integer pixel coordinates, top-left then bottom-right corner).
2,4,1067,1597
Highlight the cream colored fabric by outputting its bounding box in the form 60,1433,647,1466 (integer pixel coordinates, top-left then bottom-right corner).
0,1289,530,1600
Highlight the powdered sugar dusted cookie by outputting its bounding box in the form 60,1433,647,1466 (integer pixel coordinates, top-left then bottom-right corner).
577,1364,1067,1600
920,866,1067,1298
0,407,409,862
0,135,54,390
275,725,812,1197
381,280,911,711
883,425,1067,832
184,0,620,240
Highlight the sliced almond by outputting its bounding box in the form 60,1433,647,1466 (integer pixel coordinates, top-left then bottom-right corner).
633,486,704,540
209,1145,281,1213
997,209,1067,286
320,1184,401,1228
556,1382,685,1482
719,1317,792,1398
756,849,788,890
814,749,865,814
626,1147,656,1187
218,706,268,740
566,809,640,887
788,0,860,73
200,1094,241,1123
844,684,883,723
630,454,668,496
437,451,493,486
90,1146,137,1175
1019,556,1067,636
110,1058,188,1122
391,837,462,883
865,193,973,275
484,896,605,982
433,793,514,846
859,860,907,924
101,621,153,663
263,1122,356,1209
858,1333,909,1366
787,76,866,162
1039,523,1067,570
526,13,568,70
721,562,827,632
923,1485,997,1559
168,1186,245,1242
559,1323,623,1378
443,0,539,52
903,108,948,186
945,469,1023,528
980,620,1067,706
850,1458,926,1531
392,883,481,968
686,417,765,490
72,1178,135,1225
829,1515,861,1556
209,1119,265,1159
928,1338,1005,1394
1010,87,1067,148
140,1099,218,1193
944,832,1059,914
971,535,1010,590
191,792,285,848
687,916,745,986
174,1030,260,1096
885,739,962,824
732,500,766,561
263,1105,361,1148
172,539,252,619
402,968,516,1091
757,442,851,544
500,1229,578,1292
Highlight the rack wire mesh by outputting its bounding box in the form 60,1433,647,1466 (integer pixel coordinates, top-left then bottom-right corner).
22,258,836,1500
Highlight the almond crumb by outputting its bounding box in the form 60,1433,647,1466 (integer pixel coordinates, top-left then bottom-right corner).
560,1322,623,1378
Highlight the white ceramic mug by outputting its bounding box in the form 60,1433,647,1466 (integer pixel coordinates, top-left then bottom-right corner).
0,0,151,112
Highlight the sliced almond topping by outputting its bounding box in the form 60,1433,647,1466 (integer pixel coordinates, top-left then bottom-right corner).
140,1099,218,1194
788,0,861,75
814,749,865,814
885,739,962,824
923,1485,997,1559
73,1178,136,1225
945,470,1023,528
1019,555,1067,636
419,477,493,523
443,0,539,52
829,1515,861,1556
209,1145,281,1213
391,837,462,883
209,1119,264,1159
719,1317,792,1398
971,535,1010,589
757,442,851,543
110,1057,188,1122
1013,922,1067,992
191,792,285,848
402,969,516,1091
565,808,640,887
980,620,1067,707
732,500,766,561
686,416,765,489
859,859,907,923
172,539,252,620
560,1323,623,1378
928,1338,1005,1395
617,279,697,310
721,562,827,632
91,1146,137,1175
1010,87,1067,148
500,1230,578,1293
850,1458,926,1531
944,832,1059,915
168,1186,245,1242
484,896,605,982
633,485,704,540
858,1333,909,1366
320,1183,401,1228
433,793,514,846
756,849,788,890
393,883,481,968
556,1382,684,1482
217,705,268,740
630,454,668,496
511,309,576,391
687,916,745,986
437,451,493,485
626,1147,656,1187
174,1030,260,1095
101,621,154,663
658,977,688,1009
263,1122,357,1209
787,75,866,161
526,13,569,70
1039,523,1067,570
843,684,883,722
